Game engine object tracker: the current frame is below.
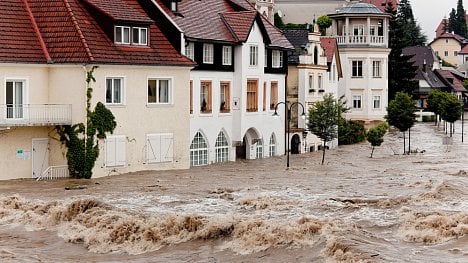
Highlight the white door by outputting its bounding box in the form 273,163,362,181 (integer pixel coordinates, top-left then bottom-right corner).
32,138,49,178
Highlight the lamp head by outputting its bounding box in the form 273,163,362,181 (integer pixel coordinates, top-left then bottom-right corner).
272,111,280,118
301,113,306,120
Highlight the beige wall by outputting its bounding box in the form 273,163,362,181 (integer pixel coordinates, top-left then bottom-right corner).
1,64,191,180
430,38,461,66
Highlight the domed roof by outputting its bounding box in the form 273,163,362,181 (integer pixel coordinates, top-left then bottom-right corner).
336,2,384,14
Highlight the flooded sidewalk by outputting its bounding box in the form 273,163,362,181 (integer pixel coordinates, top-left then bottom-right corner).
0,122,467,262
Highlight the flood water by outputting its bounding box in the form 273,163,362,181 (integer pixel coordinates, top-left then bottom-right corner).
0,122,467,262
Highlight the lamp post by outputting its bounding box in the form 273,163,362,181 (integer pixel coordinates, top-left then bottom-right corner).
273,101,306,168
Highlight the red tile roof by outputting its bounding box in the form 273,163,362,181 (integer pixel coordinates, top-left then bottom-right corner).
221,11,257,42
434,69,466,93
361,0,398,12
0,0,193,66
460,44,468,54
156,0,292,49
435,15,468,39
430,32,465,45
82,0,153,23
320,37,337,64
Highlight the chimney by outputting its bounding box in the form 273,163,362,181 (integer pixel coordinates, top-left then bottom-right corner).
422,59,426,72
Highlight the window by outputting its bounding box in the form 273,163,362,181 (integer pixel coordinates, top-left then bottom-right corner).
353,24,364,35
220,81,230,112
170,1,178,12
264,48,268,68
308,74,314,93
353,95,362,109
333,65,336,82
444,51,448,56
132,27,147,45
370,25,377,36
270,81,278,110
190,132,208,166
352,60,363,77
215,131,229,163
190,80,193,114
115,26,148,46
318,75,323,92
435,51,439,56
115,26,130,44
146,133,173,163
256,139,263,159
249,45,258,66
148,79,171,104
263,81,267,111
247,79,258,112
5,80,25,119
373,96,381,109
200,81,212,112
373,61,381,78
186,42,194,60
454,51,458,56
272,50,283,68
269,134,276,157
105,135,126,167
203,44,214,64
222,46,232,65
106,77,123,104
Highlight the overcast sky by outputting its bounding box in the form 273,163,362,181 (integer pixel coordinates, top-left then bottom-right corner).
411,0,468,41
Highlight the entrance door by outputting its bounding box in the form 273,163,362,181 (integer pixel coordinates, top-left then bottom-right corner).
32,138,49,178
6,80,24,119
291,134,301,154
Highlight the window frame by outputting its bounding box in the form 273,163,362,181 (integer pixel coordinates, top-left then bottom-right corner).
190,132,208,166
185,42,194,60
246,79,258,112
372,60,381,78
147,78,172,105
222,46,232,66
249,45,258,67
272,50,283,68
353,95,362,109
269,134,276,157
373,95,381,109
352,60,363,78
5,78,27,119
220,81,230,113
132,27,148,45
105,77,125,105
203,43,214,64
215,131,229,163
200,80,212,113
115,25,148,46
270,81,278,110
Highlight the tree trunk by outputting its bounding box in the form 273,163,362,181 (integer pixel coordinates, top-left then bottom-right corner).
450,122,453,137
408,128,411,155
403,131,406,155
321,140,326,165
371,146,375,158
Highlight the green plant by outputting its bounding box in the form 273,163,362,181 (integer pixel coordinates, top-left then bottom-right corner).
366,123,389,158
338,119,366,145
316,15,332,36
56,66,116,179
385,92,417,154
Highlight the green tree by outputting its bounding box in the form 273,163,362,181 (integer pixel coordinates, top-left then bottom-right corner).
440,93,462,137
56,66,117,179
307,94,339,165
398,0,427,46
385,92,417,154
426,90,446,126
338,119,366,145
456,0,467,37
386,1,419,100
366,123,389,158
316,15,332,36
274,13,284,29
449,9,457,33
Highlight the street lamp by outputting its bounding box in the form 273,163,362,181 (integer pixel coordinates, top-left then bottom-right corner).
273,101,306,168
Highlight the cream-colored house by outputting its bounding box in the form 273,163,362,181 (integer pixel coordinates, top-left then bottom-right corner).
328,2,391,125
429,32,465,67
0,0,193,180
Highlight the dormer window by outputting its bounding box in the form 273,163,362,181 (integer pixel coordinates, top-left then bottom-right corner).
115,25,148,46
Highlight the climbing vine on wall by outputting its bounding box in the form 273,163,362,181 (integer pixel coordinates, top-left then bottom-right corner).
56,66,116,179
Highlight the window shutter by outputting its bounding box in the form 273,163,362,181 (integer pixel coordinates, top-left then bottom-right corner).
115,136,126,166
161,133,174,162
105,137,116,167
147,134,161,163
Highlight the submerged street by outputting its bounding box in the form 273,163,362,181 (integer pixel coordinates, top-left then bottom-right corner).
0,122,467,262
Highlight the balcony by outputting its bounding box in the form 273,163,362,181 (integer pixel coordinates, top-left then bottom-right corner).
0,104,72,126
335,35,386,46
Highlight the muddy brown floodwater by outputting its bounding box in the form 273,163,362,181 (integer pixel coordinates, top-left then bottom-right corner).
1,122,468,263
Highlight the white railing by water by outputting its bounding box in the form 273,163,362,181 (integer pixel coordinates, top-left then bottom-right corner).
335,35,385,46
36,165,70,180
0,104,72,126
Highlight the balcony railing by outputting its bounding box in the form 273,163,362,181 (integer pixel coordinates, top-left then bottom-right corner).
335,35,385,46
0,104,72,126
36,165,70,180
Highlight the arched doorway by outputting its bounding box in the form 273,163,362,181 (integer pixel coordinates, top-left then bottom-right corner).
291,134,301,154
237,128,261,160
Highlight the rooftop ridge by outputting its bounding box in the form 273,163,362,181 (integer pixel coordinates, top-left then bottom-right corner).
63,0,94,62
23,0,52,63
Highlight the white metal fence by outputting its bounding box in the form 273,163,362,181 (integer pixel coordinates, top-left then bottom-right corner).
0,104,72,126
36,165,70,180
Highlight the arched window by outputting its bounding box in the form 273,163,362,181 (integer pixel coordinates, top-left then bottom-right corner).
256,139,263,159
313,46,318,65
269,134,276,157
190,132,208,166
215,131,229,163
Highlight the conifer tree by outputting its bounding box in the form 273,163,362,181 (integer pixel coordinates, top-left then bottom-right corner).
449,9,457,33
456,0,467,37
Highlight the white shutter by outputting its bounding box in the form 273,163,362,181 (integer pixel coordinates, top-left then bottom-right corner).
146,134,161,163
115,136,126,166
161,133,174,162
105,137,116,167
